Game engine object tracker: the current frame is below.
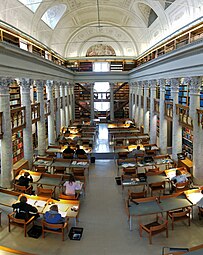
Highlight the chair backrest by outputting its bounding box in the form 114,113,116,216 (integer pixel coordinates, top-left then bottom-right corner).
175,181,189,192
171,209,190,218
13,184,32,194
42,220,68,241
145,167,160,173
150,181,165,188
63,153,74,159
59,193,79,200
123,167,137,175
150,221,168,232
72,168,85,176
77,154,88,159
128,190,147,199
35,166,47,173
53,166,66,174
37,186,54,197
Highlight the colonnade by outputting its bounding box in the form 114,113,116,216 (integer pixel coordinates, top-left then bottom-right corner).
0,77,75,188
129,77,203,182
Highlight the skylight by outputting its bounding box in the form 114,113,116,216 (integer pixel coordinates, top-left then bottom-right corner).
18,0,42,13
41,4,67,29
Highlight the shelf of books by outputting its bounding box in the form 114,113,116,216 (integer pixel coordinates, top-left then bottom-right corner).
9,81,21,108
165,84,172,101
182,127,193,160
12,130,24,164
179,83,189,106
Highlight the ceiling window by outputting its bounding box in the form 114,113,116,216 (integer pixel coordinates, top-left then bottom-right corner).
18,0,42,13
41,4,67,29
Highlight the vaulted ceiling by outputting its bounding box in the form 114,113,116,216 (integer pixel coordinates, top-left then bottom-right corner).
0,0,202,58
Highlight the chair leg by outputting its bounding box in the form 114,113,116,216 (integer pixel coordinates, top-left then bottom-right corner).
166,228,168,238
24,225,27,237
139,225,142,237
149,233,152,244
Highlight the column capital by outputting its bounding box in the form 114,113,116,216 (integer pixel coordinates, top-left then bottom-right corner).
170,78,180,92
158,79,166,90
20,78,31,90
36,80,45,91
149,79,157,89
0,77,13,93
46,80,54,88
143,80,149,88
189,76,202,94
138,81,143,88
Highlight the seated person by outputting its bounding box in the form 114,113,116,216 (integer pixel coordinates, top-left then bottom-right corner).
63,145,75,155
171,169,188,184
75,145,86,158
63,175,82,197
12,195,39,220
128,146,141,158
44,204,65,227
18,172,33,188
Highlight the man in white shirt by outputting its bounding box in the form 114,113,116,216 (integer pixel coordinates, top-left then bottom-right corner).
171,170,188,184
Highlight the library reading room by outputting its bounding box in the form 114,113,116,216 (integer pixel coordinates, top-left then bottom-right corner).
0,0,203,255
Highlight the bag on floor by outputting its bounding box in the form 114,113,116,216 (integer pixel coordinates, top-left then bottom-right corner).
27,225,42,238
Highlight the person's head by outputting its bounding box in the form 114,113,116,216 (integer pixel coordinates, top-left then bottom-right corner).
20,195,27,203
50,204,58,212
176,170,182,176
69,175,75,183
76,145,80,149
24,172,30,178
137,146,140,150
201,190,203,195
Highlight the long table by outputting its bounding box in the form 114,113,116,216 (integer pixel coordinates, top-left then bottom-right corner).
127,193,193,230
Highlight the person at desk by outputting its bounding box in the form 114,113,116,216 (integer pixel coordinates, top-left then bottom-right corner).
12,195,39,220
128,145,141,158
18,172,33,188
44,205,65,226
75,145,86,158
63,175,82,197
63,145,75,155
171,169,188,184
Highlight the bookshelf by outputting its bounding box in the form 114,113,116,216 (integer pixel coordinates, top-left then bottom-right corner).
179,83,189,106
79,62,92,72
9,81,21,108
165,84,172,101
182,127,193,160
12,130,24,164
110,61,123,71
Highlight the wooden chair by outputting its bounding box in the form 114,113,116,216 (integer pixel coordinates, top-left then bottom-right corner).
168,208,191,230
53,166,66,174
128,188,147,199
72,168,85,176
123,167,137,175
13,184,33,195
37,185,54,198
63,153,74,159
139,217,168,244
149,181,166,196
42,219,68,241
34,166,47,173
59,193,79,200
77,154,88,159
175,181,190,193
118,151,128,159
145,166,159,174
8,212,35,237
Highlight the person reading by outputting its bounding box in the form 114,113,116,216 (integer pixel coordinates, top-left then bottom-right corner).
75,145,86,158
44,205,65,225
18,172,33,188
128,145,141,158
12,195,39,220
63,145,75,154
63,175,82,197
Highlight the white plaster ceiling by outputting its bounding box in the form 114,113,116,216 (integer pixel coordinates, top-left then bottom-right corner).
0,0,202,58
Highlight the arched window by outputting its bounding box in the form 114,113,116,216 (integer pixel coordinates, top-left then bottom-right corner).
18,0,42,13
41,4,67,29
86,44,116,57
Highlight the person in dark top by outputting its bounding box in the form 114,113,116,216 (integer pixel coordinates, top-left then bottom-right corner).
63,145,75,154
12,195,38,220
18,172,33,188
75,145,86,157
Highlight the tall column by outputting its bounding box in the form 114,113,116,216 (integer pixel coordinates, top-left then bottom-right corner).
143,80,150,134
138,81,144,126
188,77,202,181
36,80,46,156
54,81,61,137
171,78,182,161
134,82,138,124
60,82,66,127
129,84,133,119
21,78,33,168
131,82,135,120
90,83,95,120
69,83,75,121
158,79,167,154
65,82,70,126
46,80,55,145
0,78,13,188
149,79,157,144
137,81,142,126
110,82,114,121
